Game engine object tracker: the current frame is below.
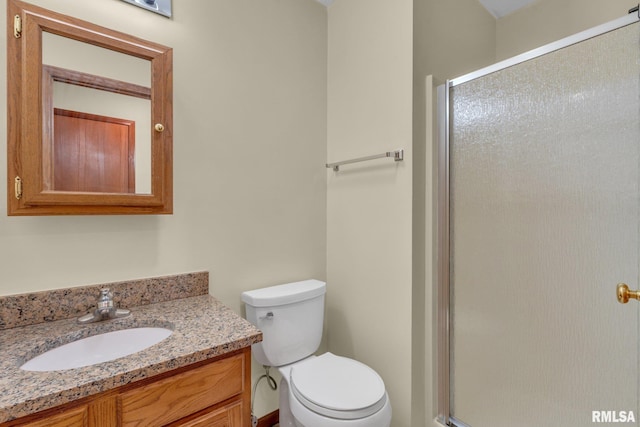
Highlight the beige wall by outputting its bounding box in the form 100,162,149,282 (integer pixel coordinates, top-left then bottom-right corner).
497,0,637,59
1,0,327,418
415,0,496,82
326,1,413,426
324,0,495,425
412,1,496,425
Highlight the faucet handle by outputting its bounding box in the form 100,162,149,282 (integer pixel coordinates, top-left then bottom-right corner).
97,288,114,312
78,288,130,323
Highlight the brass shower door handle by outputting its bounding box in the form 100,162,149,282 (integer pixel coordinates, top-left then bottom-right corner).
617,283,640,304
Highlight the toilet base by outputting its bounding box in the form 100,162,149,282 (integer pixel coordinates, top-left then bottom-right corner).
278,378,296,427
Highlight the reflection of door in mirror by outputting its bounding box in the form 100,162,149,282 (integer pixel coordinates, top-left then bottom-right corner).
41,30,153,195
53,109,135,194
41,64,152,195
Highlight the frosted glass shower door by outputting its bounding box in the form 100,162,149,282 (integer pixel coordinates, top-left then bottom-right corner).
446,18,640,427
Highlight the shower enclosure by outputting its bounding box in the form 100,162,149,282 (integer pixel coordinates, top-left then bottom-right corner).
437,11,640,427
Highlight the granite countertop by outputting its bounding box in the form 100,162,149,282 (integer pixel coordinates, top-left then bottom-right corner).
0,295,262,423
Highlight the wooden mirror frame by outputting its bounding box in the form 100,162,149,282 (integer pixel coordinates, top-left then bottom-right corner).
7,0,173,215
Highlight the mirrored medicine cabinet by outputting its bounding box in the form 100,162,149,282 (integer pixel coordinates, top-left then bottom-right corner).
7,0,173,215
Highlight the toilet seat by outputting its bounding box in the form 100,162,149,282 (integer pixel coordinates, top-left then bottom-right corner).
289,352,387,420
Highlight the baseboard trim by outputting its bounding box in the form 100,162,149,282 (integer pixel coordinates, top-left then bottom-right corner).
257,410,279,427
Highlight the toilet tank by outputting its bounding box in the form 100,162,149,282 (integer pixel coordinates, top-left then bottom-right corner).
241,279,326,367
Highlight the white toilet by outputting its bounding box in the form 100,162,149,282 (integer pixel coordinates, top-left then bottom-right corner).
241,279,392,427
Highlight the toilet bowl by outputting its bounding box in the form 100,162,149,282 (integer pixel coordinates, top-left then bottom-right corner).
279,353,392,427
241,280,392,427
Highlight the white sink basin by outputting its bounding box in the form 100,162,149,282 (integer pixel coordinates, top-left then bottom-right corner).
20,327,173,372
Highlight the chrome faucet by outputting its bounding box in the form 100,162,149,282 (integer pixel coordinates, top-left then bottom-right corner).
78,288,131,324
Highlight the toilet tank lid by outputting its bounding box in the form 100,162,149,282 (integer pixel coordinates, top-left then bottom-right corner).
241,279,326,307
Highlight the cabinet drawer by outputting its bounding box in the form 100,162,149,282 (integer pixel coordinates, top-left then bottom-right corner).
119,354,244,427
171,402,242,427
19,406,87,427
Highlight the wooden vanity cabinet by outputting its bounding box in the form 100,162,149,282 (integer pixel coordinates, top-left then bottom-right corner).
4,348,251,427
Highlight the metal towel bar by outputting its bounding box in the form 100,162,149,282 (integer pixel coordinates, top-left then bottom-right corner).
326,149,404,171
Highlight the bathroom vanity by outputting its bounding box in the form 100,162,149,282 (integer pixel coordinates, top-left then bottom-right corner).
0,272,262,427
5,350,249,427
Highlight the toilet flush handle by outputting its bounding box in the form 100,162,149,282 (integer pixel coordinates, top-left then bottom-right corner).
259,312,274,321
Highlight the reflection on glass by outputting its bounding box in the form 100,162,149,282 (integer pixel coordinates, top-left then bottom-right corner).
42,32,150,85
52,108,136,193
42,32,152,194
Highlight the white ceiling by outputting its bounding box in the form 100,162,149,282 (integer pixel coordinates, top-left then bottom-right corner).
313,0,537,19
477,0,538,18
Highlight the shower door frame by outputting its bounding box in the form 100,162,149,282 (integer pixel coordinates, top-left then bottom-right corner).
436,10,640,427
